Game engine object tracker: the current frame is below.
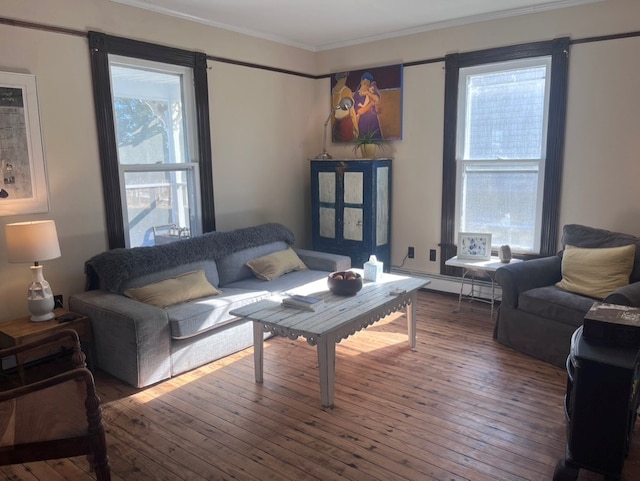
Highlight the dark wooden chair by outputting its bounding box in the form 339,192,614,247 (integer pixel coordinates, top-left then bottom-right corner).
0,329,110,480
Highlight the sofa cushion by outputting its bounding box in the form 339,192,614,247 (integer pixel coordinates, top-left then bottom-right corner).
217,241,289,286
518,285,597,328
556,244,635,299
246,247,308,281
562,224,640,283
119,260,220,293
224,269,331,293
123,270,220,308
166,287,270,339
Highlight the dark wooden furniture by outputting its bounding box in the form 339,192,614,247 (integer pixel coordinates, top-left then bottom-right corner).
0,329,110,480
311,158,391,270
554,326,640,481
0,309,94,369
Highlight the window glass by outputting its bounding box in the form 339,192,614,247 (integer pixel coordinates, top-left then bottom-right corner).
459,163,539,251
123,169,196,247
462,65,547,160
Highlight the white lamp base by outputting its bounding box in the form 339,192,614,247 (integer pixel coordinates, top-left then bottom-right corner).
27,265,56,322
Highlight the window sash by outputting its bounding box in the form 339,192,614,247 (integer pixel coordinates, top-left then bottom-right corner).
455,160,543,253
456,57,552,162
120,164,200,247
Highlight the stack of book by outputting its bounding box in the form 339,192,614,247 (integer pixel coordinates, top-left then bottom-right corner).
281,294,323,311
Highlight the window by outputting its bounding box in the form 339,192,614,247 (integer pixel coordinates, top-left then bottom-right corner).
441,39,569,271
88,32,215,249
456,57,551,253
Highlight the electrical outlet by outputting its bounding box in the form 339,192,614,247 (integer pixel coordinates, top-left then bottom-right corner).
408,246,415,259
54,294,64,309
429,249,437,262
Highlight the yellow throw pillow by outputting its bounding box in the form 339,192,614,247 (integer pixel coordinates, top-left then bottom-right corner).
246,248,308,281
124,270,219,308
556,244,636,299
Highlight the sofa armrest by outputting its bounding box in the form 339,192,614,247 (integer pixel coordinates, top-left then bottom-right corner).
604,281,640,307
294,248,351,272
69,290,172,388
495,256,562,308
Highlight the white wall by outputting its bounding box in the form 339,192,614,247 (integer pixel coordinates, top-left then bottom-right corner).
1,0,639,321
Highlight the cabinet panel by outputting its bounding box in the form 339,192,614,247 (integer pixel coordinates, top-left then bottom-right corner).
319,172,335,203
344,172,363,204
343,207,363,241
311,159,391,270
376,166,389,246
319,207,335,239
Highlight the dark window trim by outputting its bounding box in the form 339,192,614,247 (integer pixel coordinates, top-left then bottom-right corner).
88,31,215,249
440,38,570,275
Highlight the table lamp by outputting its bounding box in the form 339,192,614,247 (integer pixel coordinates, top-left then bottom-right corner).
5,220,61,322
315,97,355,160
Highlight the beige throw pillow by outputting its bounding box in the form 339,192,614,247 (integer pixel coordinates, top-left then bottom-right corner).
246,247,308,281
556,244,636,299
124,270,219,308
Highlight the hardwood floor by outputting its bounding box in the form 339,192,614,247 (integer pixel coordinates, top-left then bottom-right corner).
3,290,640,480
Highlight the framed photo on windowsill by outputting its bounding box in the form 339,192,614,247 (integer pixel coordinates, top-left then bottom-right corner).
457,232,492,261
0,71,49,216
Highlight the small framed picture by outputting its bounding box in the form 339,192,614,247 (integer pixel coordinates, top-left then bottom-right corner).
457,233,492,260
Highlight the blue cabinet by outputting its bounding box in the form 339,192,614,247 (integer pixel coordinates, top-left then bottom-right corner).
311,159,391,270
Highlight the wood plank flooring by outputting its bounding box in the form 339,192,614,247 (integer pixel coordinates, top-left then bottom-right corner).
3,290,640,480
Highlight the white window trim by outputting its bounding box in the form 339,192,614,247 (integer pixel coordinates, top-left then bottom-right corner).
454,56,552,255
107,55,202,247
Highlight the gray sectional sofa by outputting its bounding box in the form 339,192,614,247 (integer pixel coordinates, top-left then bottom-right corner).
69,223,350,388
494,224,640,367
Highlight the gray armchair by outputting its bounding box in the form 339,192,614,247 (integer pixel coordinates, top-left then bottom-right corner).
494,224,640,367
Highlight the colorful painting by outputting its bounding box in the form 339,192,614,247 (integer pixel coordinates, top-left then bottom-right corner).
458,233,492,260
0,72,49,216
330,64,403,143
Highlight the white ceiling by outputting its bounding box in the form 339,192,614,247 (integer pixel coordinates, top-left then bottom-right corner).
111,0,602,51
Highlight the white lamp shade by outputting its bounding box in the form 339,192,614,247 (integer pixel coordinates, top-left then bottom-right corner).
5,220,61,263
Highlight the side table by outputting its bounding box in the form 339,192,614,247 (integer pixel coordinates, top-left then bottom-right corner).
445,256,522,317
0,309,94,370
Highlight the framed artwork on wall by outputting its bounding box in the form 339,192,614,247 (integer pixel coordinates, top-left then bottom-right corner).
457,232,492,260
330,64,403,143
0,71,49,216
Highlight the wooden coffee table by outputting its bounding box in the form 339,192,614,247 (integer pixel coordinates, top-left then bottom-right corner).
230,272,430,407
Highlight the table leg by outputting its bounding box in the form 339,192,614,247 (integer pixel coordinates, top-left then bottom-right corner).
455,268,468,312
253,321,264,383
407,291,417,348
317,337,336,407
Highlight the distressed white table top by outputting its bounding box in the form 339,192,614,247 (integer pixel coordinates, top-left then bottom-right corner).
230,272,430,340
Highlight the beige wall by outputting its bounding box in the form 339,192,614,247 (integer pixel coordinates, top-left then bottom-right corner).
1,0,639,320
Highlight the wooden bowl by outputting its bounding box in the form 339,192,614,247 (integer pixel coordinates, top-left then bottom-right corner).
327,271,363,296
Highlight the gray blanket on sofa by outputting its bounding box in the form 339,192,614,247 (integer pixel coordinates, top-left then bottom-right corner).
85,223,295,292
